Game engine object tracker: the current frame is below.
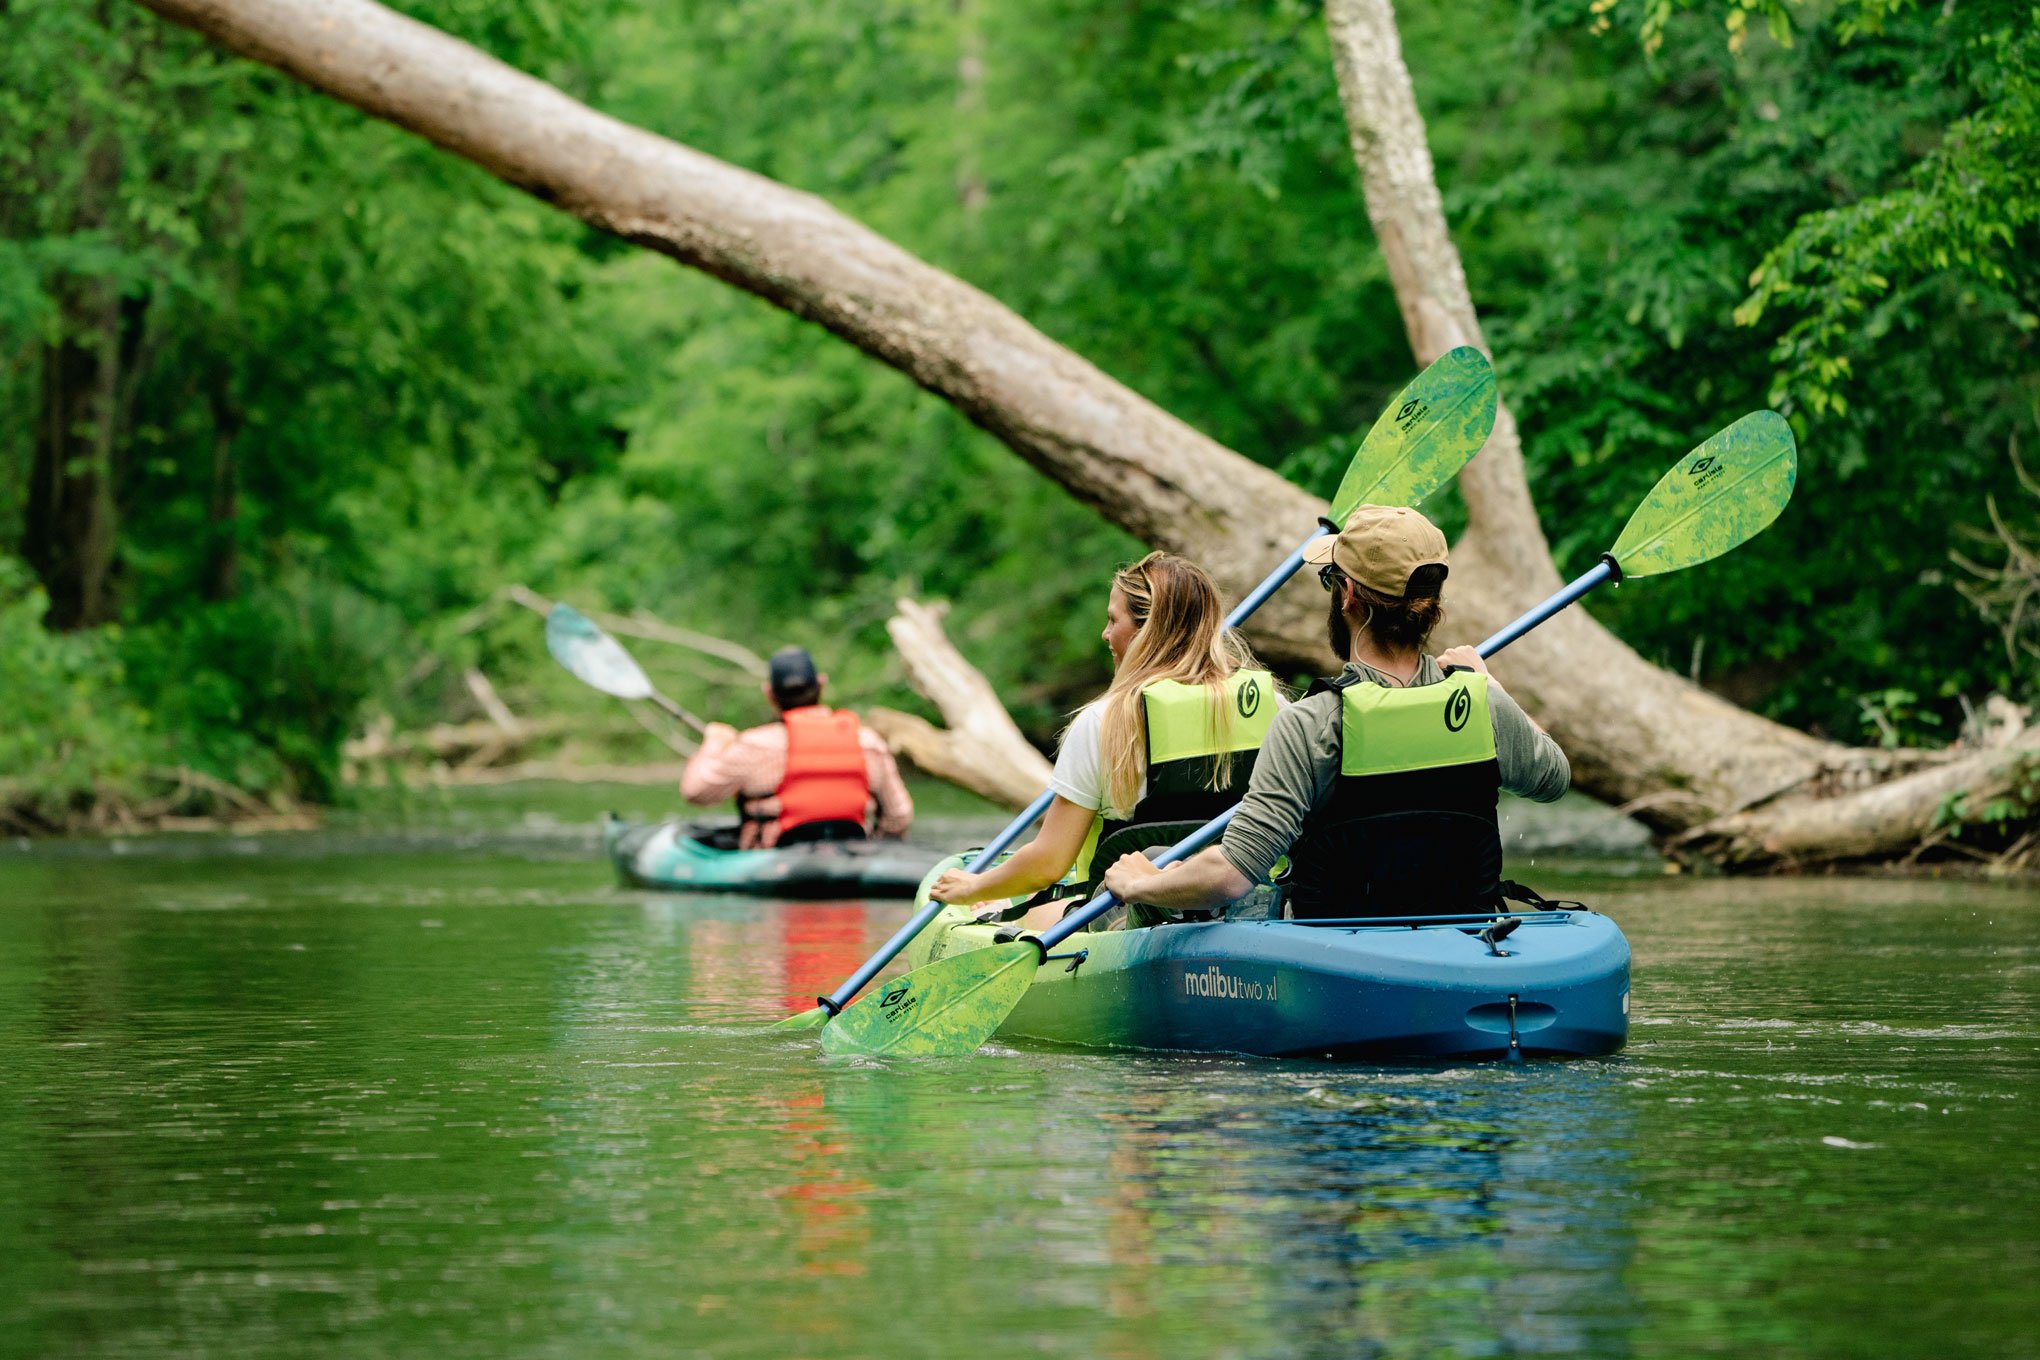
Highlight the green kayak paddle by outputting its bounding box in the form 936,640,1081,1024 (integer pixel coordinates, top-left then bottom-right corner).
819,410,1799,1060
545,602,709,733
777,347,1498,1034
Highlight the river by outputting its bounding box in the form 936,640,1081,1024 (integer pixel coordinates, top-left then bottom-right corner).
1,790,2034,1359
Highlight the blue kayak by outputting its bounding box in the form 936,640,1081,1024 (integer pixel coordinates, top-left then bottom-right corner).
901,870,1630,1060
603,815,944,899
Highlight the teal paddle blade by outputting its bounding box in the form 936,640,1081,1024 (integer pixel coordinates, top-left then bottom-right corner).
1330,346,1498,521
1611,410,1798,578
818,944,1039,1058
773,1006,830,1032
545,603,655,701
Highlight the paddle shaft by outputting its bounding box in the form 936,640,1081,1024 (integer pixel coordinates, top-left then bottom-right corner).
817,789,1054,1013
1036,554,1627,947
1474,555,1619,656
809,522,1340,1016
648,690,710,735
1221,521,1340,630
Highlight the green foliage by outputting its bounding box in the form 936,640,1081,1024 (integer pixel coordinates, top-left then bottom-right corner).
3,0,2036,825
1855,686,1948,749
118,572,409,801
0,557,155,814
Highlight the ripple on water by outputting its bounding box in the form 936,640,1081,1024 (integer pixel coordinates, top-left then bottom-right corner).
0,849,2034,1359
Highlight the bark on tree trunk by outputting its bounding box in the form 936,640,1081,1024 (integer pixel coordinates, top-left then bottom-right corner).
204,379,242,602
128,0,2039,870
866,598,1053,810
25,276,126,630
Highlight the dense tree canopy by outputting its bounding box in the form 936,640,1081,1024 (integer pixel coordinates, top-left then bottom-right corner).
1,0,2032,821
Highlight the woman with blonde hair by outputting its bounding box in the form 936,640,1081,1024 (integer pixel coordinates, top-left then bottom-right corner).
927,551,1278,923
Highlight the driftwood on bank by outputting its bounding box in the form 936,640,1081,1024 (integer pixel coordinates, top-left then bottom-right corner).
865,598,1053,811
407,758,695,788
0,765,318,837
129,0,2038,871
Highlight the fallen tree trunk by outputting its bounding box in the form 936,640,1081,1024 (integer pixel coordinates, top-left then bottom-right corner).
130,0,2038,870
1674,727,2040,872
1319,0,2039,865
867,598,1053,810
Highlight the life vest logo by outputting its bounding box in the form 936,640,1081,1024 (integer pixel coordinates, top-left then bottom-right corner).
1688,454,1725,489
1444,687,1472,732
1237,676,1262,718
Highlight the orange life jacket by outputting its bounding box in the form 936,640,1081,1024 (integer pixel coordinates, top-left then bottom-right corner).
776,705,871,836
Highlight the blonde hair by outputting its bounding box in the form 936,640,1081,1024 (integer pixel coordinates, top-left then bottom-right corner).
1096,551,1262,816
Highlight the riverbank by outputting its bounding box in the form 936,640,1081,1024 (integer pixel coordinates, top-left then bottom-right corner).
1,778,1655,870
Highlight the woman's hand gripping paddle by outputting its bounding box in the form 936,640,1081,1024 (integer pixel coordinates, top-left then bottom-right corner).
820,409,1798,1059
545,603,709,734
775,347,1499,1034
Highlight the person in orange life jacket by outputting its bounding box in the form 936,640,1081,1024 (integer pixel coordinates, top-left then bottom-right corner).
679,646,914,849
927,551,1279,932
1101,505,1569,918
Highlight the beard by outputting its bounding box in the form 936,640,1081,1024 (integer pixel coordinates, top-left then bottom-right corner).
1325,592,1351,661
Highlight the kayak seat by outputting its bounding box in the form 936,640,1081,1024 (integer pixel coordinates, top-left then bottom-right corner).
1083,819,1232,930
686,821,746,851
777,818,868,847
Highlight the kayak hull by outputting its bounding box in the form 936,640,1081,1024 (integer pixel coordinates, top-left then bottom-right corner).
903,895,1630,1060
604,815,943,899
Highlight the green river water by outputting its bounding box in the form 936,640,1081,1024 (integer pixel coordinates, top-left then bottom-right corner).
1,790,2035,1360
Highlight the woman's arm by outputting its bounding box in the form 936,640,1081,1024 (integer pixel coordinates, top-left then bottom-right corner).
925,795,1097,904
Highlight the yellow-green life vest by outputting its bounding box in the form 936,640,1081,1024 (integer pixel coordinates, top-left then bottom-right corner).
1284,669,1503,919
1073,668,1276,881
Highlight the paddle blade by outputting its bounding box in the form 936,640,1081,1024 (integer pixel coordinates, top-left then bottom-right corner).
818,944,1039,1058
773,1006,831,1032
545,603,655,701
1330,346,1498,520
1611,410,1798,578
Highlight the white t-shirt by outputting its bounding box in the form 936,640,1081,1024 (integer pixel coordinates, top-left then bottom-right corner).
1047,701,1140,820
1049,683,1290,821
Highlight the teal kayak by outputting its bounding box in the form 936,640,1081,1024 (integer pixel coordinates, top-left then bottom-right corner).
603,815,943,899
899,855,1630,1060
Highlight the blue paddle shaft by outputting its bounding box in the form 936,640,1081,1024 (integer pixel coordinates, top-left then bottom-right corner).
815,524,1333,1014
1222,524,1330,629
1038,556,1626,949
1475,558,1616,657
1031,807,1240,949
821,789,1055,1011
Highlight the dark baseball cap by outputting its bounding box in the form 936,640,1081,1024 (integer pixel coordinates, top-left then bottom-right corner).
768,646,820,698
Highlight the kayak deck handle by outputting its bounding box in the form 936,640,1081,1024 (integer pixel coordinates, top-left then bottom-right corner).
1479,916,1522,956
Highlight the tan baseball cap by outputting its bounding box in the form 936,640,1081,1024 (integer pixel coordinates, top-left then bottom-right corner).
1301,504,1449,599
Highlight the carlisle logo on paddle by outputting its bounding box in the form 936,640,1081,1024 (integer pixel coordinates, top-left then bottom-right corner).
1237,676,1262,718
876,983,919,1024
1444,687,1472,733
1688,454,1725,489
1394,398,1430,433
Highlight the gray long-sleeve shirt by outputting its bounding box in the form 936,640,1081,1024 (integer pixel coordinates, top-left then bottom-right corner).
1220,658,1570,883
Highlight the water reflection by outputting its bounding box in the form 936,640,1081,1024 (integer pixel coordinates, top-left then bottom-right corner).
0,849,2032,1358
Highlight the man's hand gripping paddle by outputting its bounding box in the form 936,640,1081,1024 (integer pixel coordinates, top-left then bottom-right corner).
820,410,1798,1058
545,603,710,734
774,346,1500,1033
